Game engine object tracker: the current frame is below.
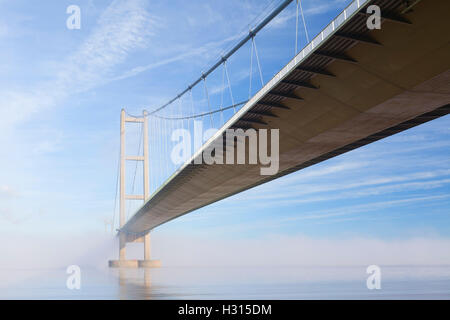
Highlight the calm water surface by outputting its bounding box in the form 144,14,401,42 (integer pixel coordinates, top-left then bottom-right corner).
1,266,449,299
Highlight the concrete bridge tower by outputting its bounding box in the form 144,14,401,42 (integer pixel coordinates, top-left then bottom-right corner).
109,109,161,268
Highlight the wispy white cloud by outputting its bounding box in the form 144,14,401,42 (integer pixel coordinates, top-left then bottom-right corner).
269,0,352,29
281,194,450,223
248,178,450,207
303,0,350,16
56,0,159,93
180,193,450,230
234,168,450,203
0,0,158,129
110,32,244,83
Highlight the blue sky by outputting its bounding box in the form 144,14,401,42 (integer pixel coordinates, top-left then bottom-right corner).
0,0,449,267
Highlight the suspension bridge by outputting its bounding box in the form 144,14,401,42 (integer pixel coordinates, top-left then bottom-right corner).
109,0,450,267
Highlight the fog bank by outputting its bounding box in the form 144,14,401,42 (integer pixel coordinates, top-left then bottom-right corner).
1,232,450,269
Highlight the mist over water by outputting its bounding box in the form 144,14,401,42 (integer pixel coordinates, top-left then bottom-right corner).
2,232,450,268
1,265,450,299
0,232,450,299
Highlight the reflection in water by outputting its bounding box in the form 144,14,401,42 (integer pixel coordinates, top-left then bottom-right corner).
144,268,151,288
109,265,450,300
1,266,450,299
116,268,154,299
113,268,185,299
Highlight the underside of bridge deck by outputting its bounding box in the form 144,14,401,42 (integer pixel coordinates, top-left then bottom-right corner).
123,0,450,235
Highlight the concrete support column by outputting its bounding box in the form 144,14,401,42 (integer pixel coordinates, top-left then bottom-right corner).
119,233,126,260
144,233,151,260
142,110,152,262
143,110,149,201
119,108,126,260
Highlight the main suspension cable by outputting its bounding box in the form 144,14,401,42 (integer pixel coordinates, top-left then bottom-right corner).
125,100,247,121
145,0,294,116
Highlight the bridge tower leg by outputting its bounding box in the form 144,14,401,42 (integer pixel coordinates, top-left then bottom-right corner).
138,110,160,268
119,108,127,263
109,109,161,268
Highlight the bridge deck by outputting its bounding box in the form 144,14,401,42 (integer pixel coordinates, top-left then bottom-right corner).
123,0,450,234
